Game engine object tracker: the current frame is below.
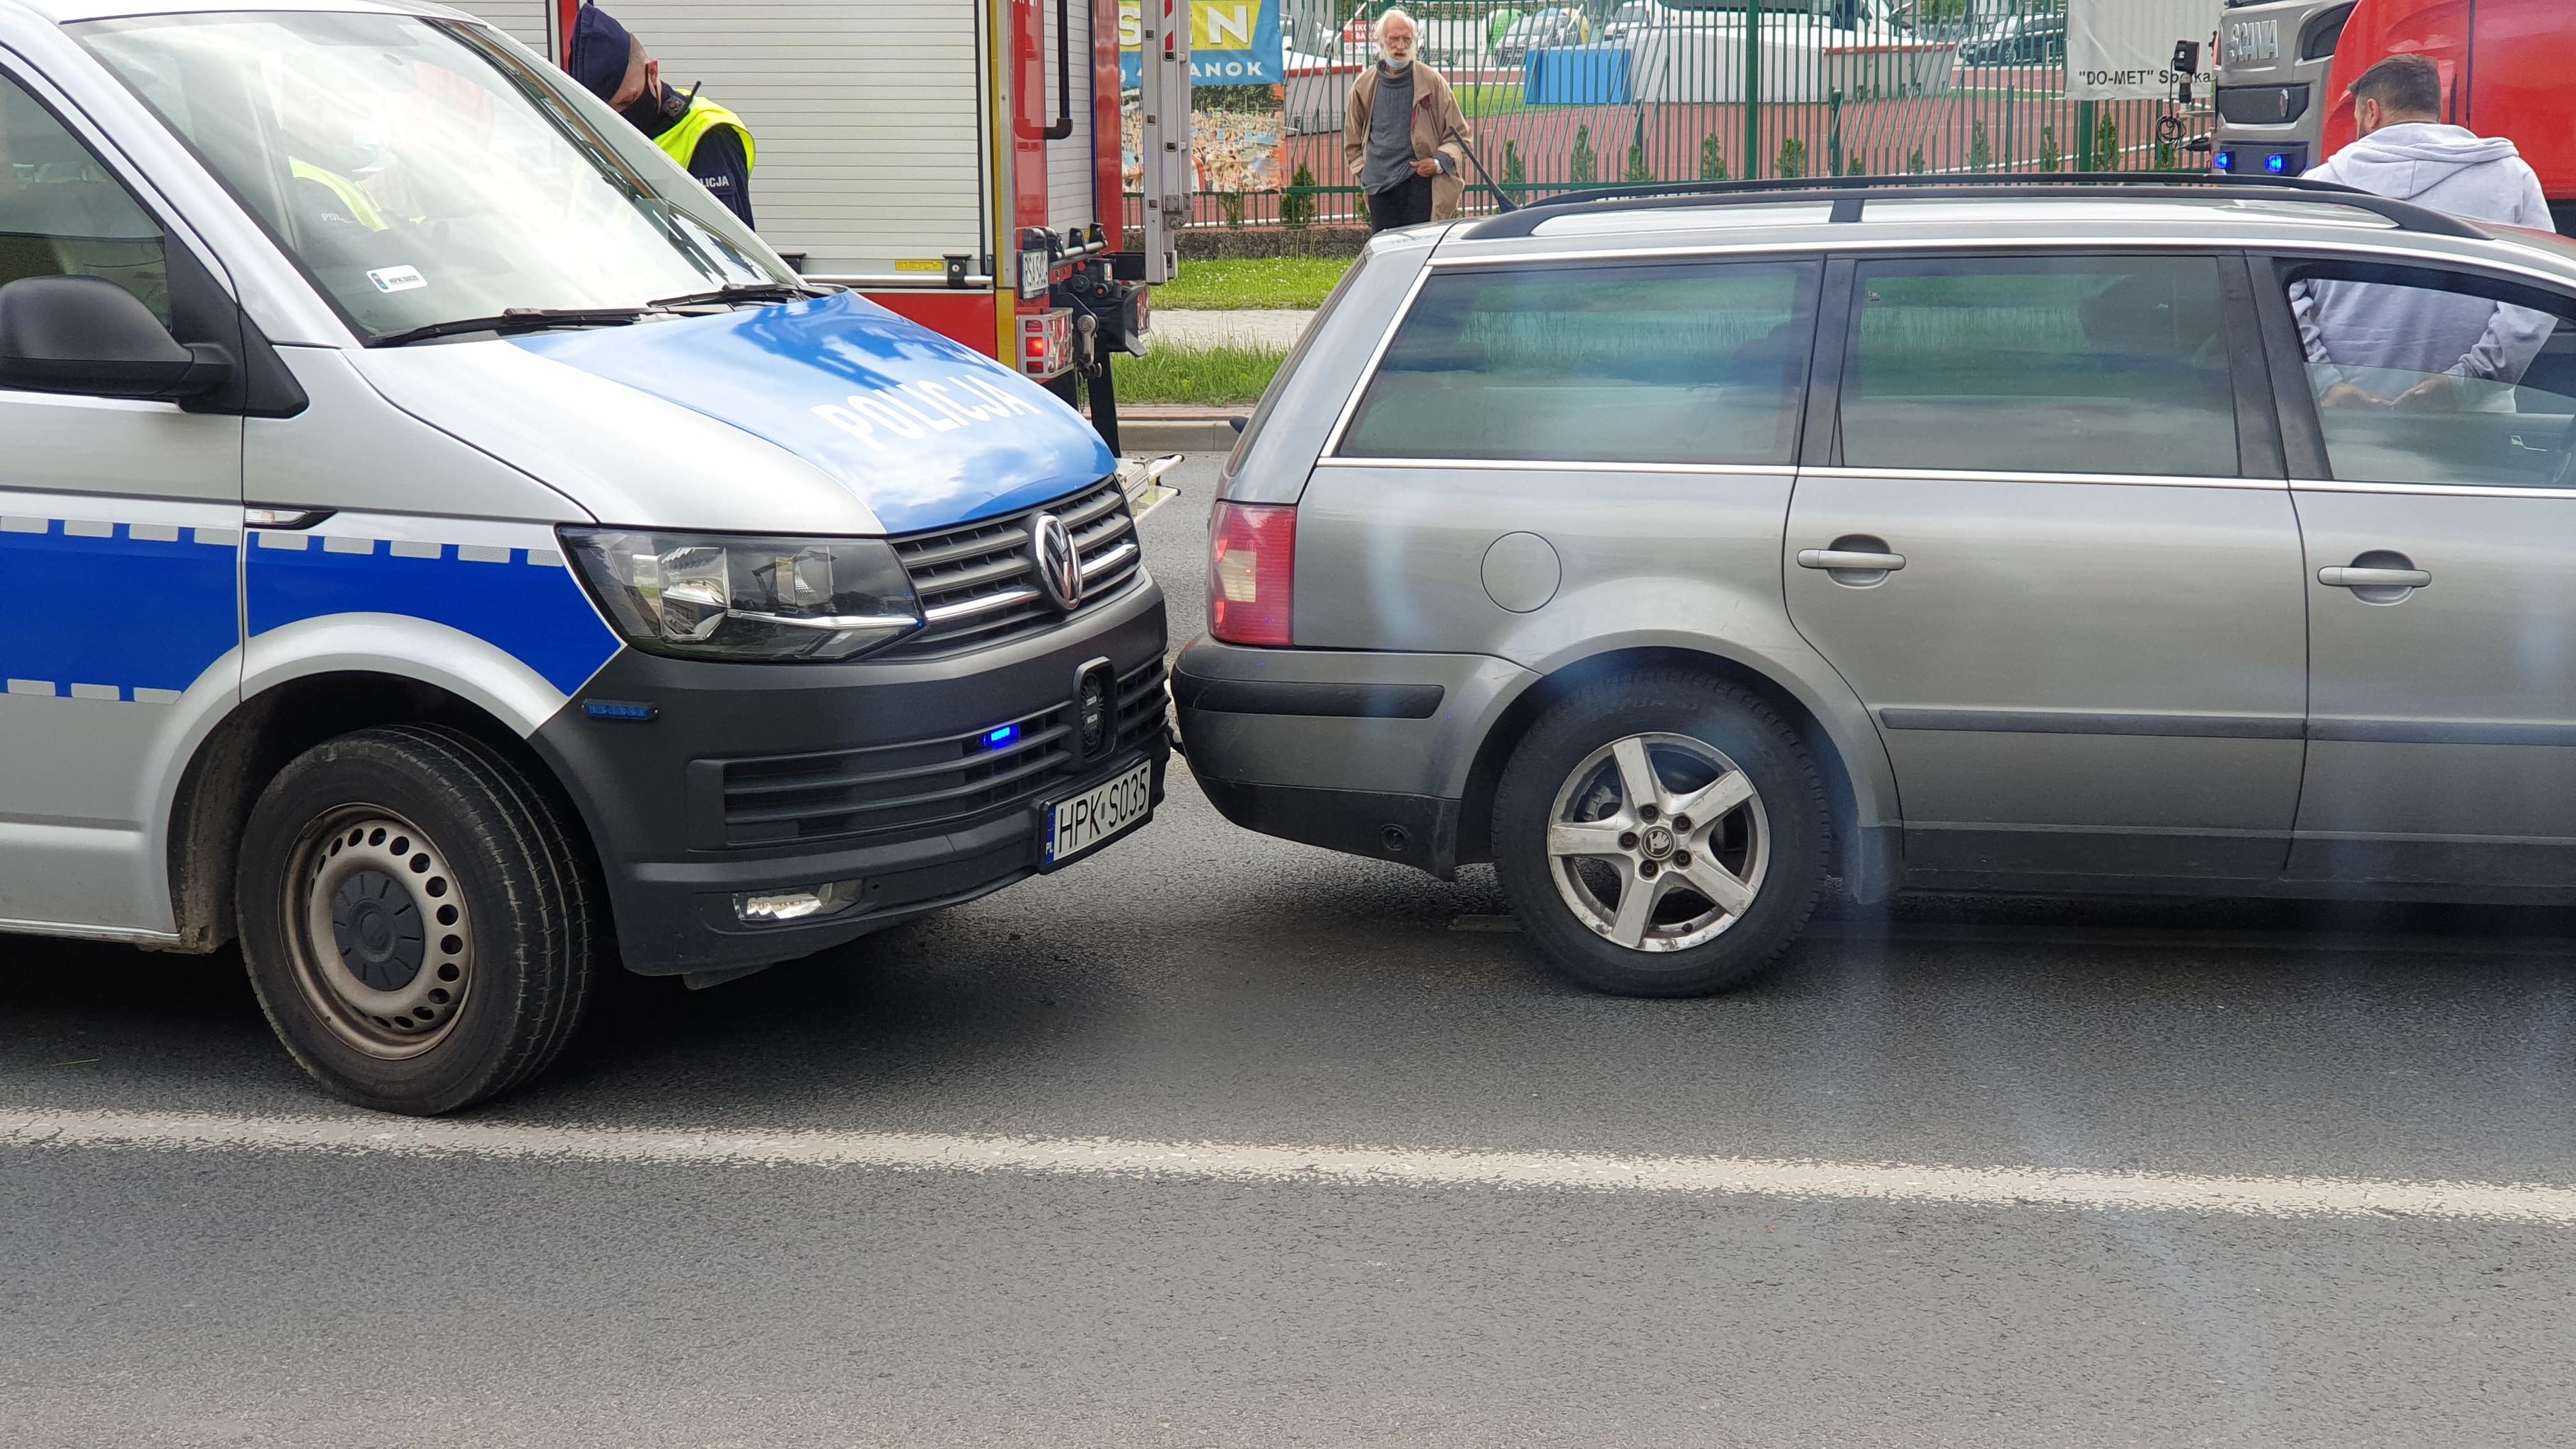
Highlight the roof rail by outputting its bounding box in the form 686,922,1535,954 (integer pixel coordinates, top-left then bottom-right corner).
1463,173,2488,243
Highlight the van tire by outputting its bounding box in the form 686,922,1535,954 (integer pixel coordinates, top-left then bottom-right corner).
236,725,598,1115
1492,669,1828,997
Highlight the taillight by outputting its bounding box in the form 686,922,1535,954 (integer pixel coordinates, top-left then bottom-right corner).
1208,501,1295,647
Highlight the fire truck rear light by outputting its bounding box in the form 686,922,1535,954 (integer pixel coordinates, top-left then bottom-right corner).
1209,502,1295,647
1020,309,1073,379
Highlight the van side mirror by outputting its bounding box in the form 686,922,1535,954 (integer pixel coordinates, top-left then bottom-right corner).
0,275,232,400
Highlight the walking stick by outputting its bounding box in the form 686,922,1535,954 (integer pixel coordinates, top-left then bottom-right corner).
1446,127,1518,214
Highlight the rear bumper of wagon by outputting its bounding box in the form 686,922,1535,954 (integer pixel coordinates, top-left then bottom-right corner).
1171,638,1536,878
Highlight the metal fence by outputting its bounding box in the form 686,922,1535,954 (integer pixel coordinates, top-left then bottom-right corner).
1127,0,2211,231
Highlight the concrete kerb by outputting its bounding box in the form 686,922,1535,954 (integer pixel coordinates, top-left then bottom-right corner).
1121,415,1247,455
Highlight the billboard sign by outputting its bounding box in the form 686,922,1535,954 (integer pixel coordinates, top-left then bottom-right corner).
2067,0,2220,102
1121,0,1283,87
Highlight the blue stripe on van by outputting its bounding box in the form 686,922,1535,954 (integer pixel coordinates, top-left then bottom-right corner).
0,520,236,698
246,539,620,698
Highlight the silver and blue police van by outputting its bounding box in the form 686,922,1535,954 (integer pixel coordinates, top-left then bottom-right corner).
0,0,1167,1113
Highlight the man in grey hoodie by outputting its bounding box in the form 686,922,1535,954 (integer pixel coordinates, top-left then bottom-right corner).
2296,54,2555,410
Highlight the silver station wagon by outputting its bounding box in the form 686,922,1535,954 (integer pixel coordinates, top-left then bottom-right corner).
1174,176,2576,997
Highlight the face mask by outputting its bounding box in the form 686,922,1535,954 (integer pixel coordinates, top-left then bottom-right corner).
622,82,684,134
1380,51,1413,71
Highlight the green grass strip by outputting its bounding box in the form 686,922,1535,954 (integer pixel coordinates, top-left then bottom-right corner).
1116,343,1288,405
1151,257,1353,311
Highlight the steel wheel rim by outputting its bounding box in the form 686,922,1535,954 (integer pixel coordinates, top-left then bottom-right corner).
283,806,473,1059
1544,732,1768,954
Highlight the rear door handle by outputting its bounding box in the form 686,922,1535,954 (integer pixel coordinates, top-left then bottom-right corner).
2318,566,2431,589
1798,549,1907,571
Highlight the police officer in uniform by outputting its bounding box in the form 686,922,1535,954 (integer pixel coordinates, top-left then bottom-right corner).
276,79,395,238
567,4,756,228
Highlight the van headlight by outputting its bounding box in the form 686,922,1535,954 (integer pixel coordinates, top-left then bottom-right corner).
560,529,922,662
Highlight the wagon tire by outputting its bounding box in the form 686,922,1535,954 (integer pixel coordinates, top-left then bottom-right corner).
1492,669,1830,997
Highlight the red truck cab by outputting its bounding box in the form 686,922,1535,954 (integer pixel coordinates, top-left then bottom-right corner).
2316,0,2574,235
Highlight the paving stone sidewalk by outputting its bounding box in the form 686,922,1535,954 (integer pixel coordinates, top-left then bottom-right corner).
1150,308,1314,350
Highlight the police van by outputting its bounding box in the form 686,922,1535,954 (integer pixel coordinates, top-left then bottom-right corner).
0,0,1169,1113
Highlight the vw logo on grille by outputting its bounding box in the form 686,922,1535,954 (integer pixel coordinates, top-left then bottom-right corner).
1030,512,1082,611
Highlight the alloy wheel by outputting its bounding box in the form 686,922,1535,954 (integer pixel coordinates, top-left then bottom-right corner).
1544,732,1769,952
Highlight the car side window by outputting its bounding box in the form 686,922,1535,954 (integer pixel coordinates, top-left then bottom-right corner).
2283,262,2576,490
0,71,171,325
1839,254,2240,478
1338,258,1820,467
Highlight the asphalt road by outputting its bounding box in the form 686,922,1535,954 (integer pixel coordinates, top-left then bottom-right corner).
6,457,2576,1447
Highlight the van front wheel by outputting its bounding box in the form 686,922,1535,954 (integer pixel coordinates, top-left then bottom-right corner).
1492,671,1829,997
237,725,597,1115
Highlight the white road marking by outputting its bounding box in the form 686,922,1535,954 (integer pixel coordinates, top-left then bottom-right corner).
5,1107,2574,1225
1438,916,2576,956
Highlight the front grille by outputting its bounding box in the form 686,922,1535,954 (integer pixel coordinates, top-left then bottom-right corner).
1113,654,1169,756
2215,83,2309,125
884,477,1143,659
715,657,1169,848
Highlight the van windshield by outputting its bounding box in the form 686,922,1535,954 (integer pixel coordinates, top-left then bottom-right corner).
77,11,789,342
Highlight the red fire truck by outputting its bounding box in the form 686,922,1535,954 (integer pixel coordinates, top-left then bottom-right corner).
449,0,1191,449
2214,0,2571,235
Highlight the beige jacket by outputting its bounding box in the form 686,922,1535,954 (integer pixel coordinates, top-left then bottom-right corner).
1343,62,1472,219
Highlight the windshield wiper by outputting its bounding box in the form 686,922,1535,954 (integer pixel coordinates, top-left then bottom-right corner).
370,284,821,347
645,281,828,310
372,306,648,347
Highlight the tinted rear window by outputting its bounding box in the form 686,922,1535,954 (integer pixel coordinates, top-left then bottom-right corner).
1338,258,1819,466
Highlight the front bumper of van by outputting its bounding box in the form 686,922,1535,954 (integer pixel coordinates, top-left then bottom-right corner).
531,579,1169,976
1171,638,1537,878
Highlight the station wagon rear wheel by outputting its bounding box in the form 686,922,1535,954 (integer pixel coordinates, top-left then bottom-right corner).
237,725,598,1115
1545,732,1771,954
1493,671,1829,997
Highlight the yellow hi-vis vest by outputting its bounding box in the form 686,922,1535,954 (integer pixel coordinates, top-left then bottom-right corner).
289,157,387,231
652,97,754,173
